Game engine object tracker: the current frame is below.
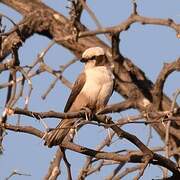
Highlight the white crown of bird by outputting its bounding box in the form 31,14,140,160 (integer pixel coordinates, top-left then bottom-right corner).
82,47,105,59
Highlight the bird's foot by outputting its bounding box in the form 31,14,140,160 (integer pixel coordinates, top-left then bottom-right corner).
104,115,112,124
80,107,93,121
94,113,112,127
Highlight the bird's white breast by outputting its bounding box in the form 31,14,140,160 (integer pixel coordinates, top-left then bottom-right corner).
81,66,114,107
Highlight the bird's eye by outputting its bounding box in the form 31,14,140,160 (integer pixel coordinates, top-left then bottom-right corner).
91,56,96,60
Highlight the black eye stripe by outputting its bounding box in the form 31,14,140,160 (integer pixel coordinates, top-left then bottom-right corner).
84,55,104,61
87,56,95,60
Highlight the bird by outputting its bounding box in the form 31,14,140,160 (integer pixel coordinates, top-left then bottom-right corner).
44,46,114,147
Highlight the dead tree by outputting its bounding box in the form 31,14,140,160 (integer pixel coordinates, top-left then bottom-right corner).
0,0,180,179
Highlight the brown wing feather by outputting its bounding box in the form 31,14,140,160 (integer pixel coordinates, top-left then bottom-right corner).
44,73,86,147
64,73,86,112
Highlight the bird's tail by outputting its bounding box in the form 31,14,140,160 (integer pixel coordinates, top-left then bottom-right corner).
44,119,74,148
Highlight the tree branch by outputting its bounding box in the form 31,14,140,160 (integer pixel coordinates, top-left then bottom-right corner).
2,122,180,177
153,58,180,110
44,148,62,180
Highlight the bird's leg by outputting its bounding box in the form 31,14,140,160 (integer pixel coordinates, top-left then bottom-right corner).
96,107,112,123
104,116,112,141
71,118,83,142
80,107,93,121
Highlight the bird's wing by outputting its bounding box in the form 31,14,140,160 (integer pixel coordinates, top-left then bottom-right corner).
64,72,86,112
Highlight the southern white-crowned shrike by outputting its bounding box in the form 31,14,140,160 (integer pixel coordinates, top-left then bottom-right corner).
44,47,114,147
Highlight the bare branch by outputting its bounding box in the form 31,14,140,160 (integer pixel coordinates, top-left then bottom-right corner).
61,147,72,180
113,164,142,180
0,1,180,179
104,163,125,180
79,0,111,41
153,58,180,110
5,170,31,180
44,148,62,180
98,99,135,114
2,122,180,176
134,158,149,180
0,1,179,154
41,57,77,99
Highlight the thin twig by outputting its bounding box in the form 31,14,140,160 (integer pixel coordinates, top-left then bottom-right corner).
114,164,142,180
1,122,180,176
5,170,31,180
44,147,62,180
79,0,111,42
61,147,72,180
42,57,77,99
134,159,149,180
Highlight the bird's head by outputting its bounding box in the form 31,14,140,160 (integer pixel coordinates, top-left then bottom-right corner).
81,47,109,66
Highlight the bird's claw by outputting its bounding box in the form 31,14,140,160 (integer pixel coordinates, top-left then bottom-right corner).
104,115,112,123
80,107,93,121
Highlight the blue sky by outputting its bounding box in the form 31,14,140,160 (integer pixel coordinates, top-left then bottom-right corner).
0,1,180,179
